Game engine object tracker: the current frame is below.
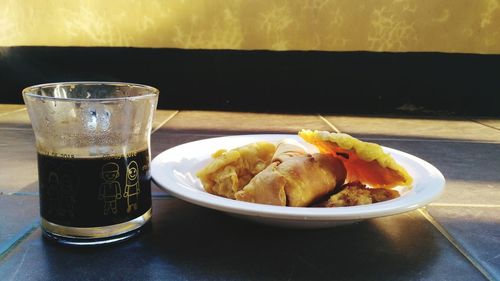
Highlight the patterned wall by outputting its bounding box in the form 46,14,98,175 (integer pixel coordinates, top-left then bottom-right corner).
1,0,499,53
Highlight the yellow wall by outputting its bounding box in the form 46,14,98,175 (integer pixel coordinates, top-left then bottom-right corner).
1,0,499,54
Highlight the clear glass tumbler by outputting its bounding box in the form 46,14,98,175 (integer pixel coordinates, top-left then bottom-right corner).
23,82,159,246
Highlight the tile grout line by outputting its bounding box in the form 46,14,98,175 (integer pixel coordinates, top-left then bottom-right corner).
0,107,26,118
317,115,340,133
8,192,39,196
0,219,39,261
151,110,179,134
469,119,500,132
418,208,495,281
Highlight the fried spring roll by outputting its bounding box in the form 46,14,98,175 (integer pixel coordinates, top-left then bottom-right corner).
235,153,346,207
233,162,287,206
196,142,276,199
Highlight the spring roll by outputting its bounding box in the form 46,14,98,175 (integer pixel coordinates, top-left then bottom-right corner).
196,141,276,199
235,153,346,207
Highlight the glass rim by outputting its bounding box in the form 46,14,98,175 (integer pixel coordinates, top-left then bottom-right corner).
22,81,159,102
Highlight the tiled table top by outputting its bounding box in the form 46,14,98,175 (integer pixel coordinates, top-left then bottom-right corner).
1,105,499,281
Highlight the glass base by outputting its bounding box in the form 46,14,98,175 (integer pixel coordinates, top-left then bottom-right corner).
41,208,152,246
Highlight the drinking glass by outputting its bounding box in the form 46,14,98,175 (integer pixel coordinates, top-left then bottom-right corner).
23,82,159,246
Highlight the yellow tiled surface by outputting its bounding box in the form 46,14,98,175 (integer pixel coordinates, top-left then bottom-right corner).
158,110,332,134
0,104,25,113
323,115,500,142
473,118,500,131
0,108,30,129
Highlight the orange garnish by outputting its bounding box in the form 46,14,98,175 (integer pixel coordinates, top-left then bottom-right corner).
299,130,412,189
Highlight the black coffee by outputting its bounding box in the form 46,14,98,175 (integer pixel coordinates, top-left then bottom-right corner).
37,149,152,227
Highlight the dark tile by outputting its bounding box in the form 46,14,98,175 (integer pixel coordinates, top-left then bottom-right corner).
0,195,39,255
427,206,500,280
159,110,331,135
151,132,219,157
151,182,170,197
0,199,486,281
368,139,500,205
323,115,500,142
13,181,40,194
0,129,38,194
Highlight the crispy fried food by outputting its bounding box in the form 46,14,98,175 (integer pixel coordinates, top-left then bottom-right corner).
233,162,287,206
235,140,346,207
196,141,276,199
319,181,400,207
277,154,346,207
299,130,413,189
197,131,409,208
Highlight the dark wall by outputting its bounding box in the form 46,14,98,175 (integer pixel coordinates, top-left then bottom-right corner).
1,46,499,116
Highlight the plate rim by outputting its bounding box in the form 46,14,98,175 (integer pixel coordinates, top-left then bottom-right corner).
151,134,445,221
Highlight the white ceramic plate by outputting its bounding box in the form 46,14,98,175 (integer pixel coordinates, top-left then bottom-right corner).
151,134,445,228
